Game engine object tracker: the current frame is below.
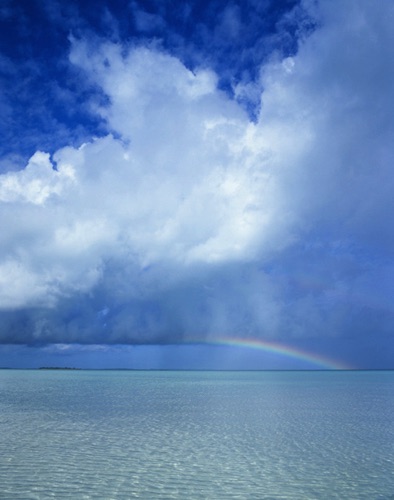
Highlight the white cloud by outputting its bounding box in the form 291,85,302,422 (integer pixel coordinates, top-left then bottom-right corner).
0,260,53,309
1,0,394,343
0,151,75,204
2,42,289,312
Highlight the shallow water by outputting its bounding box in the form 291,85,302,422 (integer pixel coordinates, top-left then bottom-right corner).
0,370,393,499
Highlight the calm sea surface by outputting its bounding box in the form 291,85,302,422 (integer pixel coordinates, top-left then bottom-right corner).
0,370,393,499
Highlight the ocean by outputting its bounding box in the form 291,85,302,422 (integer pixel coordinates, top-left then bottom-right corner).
0,370,393,499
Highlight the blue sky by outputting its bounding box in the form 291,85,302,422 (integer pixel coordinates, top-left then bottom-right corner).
0,0,393,369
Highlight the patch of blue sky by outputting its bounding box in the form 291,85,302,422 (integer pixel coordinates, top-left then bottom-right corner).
0,0,303,164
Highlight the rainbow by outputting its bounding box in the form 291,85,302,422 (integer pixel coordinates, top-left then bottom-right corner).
196,337,352,370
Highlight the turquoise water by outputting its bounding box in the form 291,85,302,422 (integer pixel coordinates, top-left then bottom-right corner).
0,370,393,499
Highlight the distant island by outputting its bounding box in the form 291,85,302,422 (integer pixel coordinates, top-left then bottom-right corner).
38,367,81,370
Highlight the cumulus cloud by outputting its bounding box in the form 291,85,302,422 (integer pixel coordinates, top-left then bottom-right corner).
1,0,394,344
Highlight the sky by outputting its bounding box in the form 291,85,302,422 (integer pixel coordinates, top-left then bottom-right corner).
0,0,393,369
